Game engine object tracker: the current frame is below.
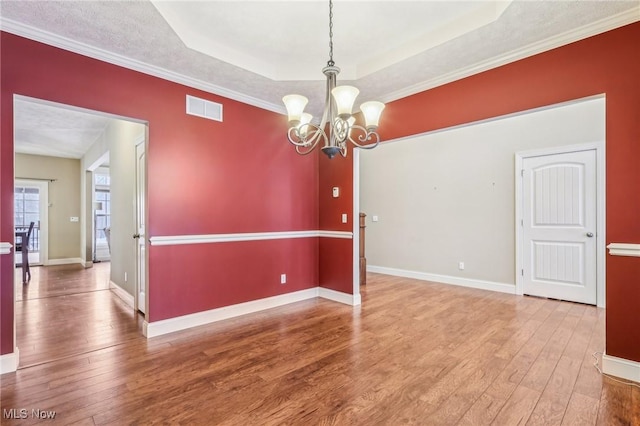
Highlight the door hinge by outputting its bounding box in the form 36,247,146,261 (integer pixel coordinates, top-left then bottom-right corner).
521,219,524,226
521,169,524,177
521,269,524,276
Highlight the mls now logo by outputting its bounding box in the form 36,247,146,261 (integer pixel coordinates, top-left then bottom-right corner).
32,409,57,419
3,409,28,419
3,408,56,419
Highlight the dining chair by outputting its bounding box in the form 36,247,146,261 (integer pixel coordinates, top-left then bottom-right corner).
16,221,35,283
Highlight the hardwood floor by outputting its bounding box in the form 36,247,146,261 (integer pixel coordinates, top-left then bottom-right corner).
2,270,638,425
14,263,143,367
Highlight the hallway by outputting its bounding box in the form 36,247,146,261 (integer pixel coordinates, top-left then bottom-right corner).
15,263,143,367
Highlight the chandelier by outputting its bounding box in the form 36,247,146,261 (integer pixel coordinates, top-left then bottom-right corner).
282,0,385,159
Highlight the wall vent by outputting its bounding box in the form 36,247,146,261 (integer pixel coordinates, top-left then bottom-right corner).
186,95,223,122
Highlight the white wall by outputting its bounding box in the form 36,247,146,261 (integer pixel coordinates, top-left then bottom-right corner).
360,96,605,287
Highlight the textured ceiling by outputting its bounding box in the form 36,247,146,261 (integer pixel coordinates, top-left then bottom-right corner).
13,98,114,159
2,0,639,158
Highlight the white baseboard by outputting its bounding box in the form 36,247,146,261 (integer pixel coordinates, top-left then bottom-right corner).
47,257,83,266
0,348,19,374
144,287,320,338
109,281,135,309
602,353,640,383
318,287,361,306
367,265,516,295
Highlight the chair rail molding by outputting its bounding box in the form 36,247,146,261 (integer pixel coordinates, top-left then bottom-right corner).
149,230,352,246
606,243,640,257
0,242,13,255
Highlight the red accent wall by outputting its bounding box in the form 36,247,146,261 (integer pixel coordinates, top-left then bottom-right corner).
318,146,354,294
318,22,640,362
0,33,319,354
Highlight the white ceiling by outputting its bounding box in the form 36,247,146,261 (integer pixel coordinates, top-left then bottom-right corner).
2,0,639,158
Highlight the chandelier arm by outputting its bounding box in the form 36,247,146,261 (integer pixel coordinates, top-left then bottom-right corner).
295,130,327,155
287,124,324,147
346,124,381,149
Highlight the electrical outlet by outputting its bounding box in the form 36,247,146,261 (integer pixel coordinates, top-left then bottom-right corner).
280,274,286,284
458,262,465,270
341,213,348,223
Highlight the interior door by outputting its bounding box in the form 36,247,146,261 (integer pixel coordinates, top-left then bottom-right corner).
135,141,146,314
14,179,48,266
522,149,597,304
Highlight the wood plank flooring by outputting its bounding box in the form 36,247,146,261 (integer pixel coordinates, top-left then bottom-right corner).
14,263,143,367
2,268,639,425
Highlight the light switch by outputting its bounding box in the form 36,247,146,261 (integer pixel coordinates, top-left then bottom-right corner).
70,216,79,222
372,215,379,222
332,187,340,198
341,213,348,223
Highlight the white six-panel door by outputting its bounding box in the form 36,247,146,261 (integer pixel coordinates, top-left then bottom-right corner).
522,149,597,305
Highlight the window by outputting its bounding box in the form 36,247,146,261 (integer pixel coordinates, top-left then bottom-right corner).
14,186,40,227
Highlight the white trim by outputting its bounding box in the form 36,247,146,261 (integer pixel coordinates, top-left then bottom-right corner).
46,257,83,266
0,348,19,374
149,230,352,246
109,280,135,309
0,242,12,255
381,8,640,104
602,354,640,383
144,288,319,338
606,243,640,257
367,265,516,295
317,230,353,239
0,18,284,115
319,287,361,306
515,140,606,308
352,148,361,301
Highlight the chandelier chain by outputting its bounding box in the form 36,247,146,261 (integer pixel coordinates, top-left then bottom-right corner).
328,0,334,66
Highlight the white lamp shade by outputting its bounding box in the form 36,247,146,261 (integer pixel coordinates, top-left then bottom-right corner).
298,113,313,137
282,94,308,124
331,86,359,118
360,101,385,130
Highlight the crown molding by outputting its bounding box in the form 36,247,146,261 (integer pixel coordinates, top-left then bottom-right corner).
382,7,640,104
0,18,286,115
2,6,638,113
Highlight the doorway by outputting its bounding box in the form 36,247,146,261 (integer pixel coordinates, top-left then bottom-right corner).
13,95,149,368
516,143,605,306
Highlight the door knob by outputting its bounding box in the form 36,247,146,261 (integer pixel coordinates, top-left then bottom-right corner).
133,233,141,239
586,232,594,238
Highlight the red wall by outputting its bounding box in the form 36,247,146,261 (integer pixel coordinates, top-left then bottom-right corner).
318,23,640,362
318,147,354,293
0,33,319,353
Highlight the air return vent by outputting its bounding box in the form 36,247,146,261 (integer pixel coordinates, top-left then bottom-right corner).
186,95,223,122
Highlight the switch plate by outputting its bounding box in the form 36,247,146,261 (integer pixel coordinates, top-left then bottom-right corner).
458,262,465,270
372,215,379,222
70,216,79,222
280,274,286,284
332,187,340,198
341,213,348,223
